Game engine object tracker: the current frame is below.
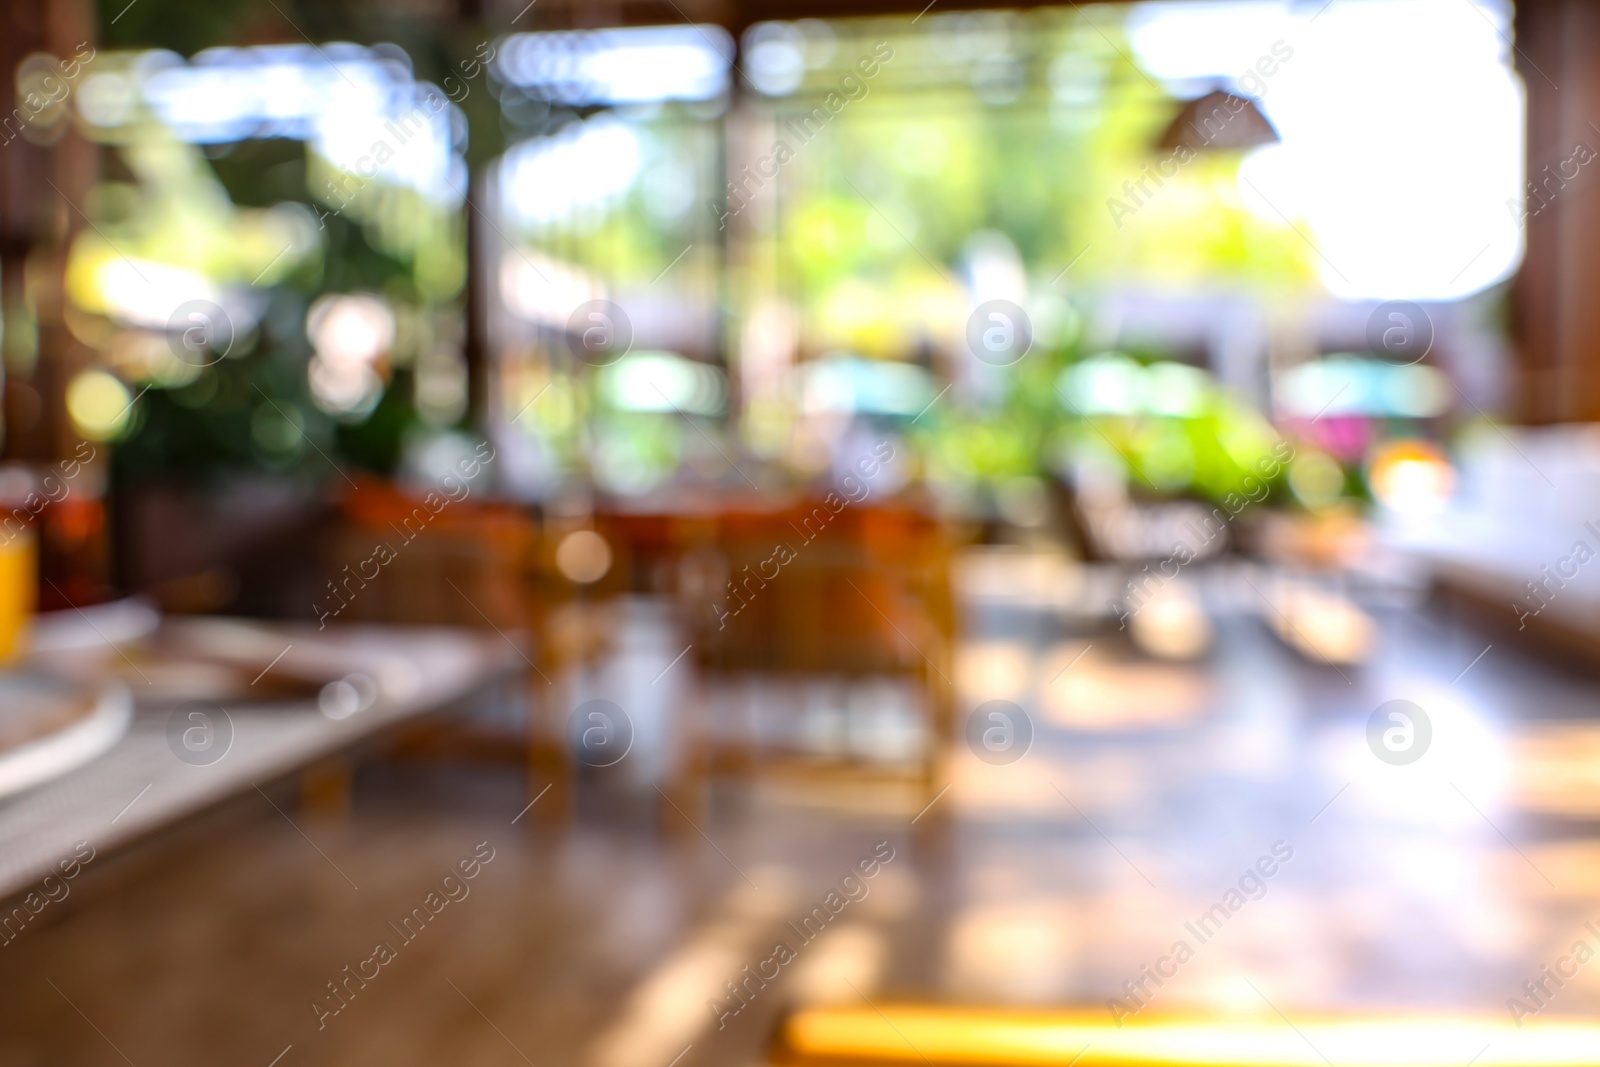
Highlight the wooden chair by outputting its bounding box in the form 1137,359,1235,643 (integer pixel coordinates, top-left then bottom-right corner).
322,480,569,818
673,500,956,803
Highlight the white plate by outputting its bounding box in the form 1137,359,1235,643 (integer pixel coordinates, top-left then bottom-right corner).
27,596,161,656
0,675,133,800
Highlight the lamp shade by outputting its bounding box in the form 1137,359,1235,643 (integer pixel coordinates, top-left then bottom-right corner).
1158,89,1280,152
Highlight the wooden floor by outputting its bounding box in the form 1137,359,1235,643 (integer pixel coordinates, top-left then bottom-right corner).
4,582,1600,1066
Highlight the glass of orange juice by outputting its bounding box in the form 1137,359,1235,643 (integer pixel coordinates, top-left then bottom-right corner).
0,529,35,663
0,469,38,664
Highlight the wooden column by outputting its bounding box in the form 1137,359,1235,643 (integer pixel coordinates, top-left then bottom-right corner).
1513,0,1600,423
0,0,108,609
0,0,96,462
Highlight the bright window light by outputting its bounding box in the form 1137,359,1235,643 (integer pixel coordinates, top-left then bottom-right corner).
494,25,734,105
499,116,643,231
798,357,934,418
599,352,727,415
1129,0,1523,301
88,44,466,206
1278,358,1450,419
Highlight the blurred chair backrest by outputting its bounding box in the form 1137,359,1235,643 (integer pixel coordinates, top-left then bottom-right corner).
325,481,539,632
689,501,954,677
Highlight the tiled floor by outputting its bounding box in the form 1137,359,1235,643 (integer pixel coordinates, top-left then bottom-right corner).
4,572,1600,1066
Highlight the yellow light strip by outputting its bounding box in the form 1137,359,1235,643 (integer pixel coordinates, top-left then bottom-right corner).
774,1007,1600,1067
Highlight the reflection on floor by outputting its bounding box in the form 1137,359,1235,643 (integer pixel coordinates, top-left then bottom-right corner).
4,572,1600,1066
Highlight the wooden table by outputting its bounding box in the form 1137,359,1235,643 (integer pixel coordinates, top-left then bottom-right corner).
0,620,524,904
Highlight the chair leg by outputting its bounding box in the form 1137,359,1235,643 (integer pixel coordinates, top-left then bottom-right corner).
299,757,352,822
660,670,708,836
922,652,953,804
527,665,570,828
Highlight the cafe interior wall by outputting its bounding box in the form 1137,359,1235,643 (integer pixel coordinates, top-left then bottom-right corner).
0,0,1567,618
